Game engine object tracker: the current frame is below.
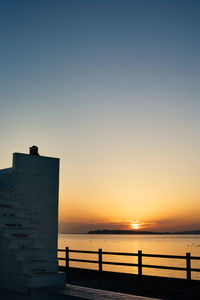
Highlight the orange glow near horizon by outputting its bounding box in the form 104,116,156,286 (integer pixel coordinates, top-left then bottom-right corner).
59,171,200,233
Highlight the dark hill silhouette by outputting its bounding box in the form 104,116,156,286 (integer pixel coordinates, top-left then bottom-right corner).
88,229,200,235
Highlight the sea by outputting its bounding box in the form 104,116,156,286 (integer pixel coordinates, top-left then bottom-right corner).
58,234,200,280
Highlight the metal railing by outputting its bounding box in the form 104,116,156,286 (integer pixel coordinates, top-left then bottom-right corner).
58,247,200,281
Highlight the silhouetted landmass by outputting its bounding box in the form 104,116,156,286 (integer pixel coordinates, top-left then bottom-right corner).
88,229,200,235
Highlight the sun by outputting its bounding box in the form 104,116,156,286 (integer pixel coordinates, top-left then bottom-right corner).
131,223,140,230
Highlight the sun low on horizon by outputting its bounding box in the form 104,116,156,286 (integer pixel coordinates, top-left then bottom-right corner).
131,222,141,230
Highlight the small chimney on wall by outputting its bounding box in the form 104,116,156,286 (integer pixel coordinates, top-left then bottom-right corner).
29,145,39,156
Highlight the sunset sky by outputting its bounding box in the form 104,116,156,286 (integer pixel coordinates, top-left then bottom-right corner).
0,0,200,233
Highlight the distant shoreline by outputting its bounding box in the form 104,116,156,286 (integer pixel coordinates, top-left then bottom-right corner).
87,229,200,235
59,230,200,235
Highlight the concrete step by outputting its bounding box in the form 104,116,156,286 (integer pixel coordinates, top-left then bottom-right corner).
7,259,58,275
3,227,37,239
29,272,65,288
0,206,25,217
0,190,13,200
21,260,58,274
8,237,43,249
16,248,54,261
0,272,65,293
0,200,22,209
0,216,32,228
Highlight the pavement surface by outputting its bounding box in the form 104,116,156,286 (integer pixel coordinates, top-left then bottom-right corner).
58,284,159,300
63,267,200,300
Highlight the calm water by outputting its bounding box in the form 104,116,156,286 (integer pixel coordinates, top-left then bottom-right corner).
58,234,200,280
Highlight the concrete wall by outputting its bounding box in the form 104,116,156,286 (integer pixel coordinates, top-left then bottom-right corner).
0,152,65,293
12,153,60,257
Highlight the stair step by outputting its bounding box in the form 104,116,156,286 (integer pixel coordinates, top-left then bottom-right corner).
0,200,22,209
0,272,65,292
8,237,43,249
16,248,54,261
8,260,58,275
4,228,37,239
21,260,58,274
0,191,13,200
0,216,32,228
29,272,65,288
0,207,25,217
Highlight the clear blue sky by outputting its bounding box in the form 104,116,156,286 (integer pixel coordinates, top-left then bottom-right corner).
1,0,200,232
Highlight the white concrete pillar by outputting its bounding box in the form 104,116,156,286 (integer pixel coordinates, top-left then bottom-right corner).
13,153,60,258
0,151,65,293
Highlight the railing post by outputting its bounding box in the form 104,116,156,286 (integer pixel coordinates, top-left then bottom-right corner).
186,252,191,281
138,250,142,276
65,247,69,274
98,248,103,273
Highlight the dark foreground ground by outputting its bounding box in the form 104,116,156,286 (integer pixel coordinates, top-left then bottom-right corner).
61,267,200,300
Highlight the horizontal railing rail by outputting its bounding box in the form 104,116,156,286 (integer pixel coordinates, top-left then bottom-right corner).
57,248,200,281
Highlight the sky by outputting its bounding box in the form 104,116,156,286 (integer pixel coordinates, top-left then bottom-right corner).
0,0,200,233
